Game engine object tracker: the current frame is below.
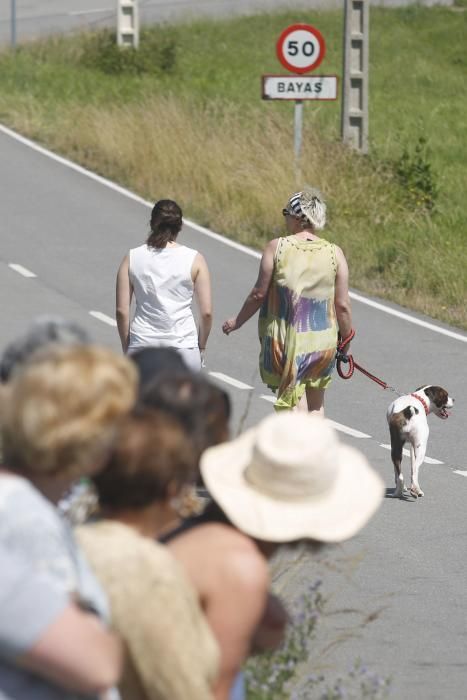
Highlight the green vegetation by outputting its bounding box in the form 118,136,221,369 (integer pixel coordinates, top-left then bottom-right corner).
0,6,465,328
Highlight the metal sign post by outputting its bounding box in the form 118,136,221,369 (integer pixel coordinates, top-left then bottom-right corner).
262,74,338,185
264,24,336,182
294,100,303,181
11,0,17,49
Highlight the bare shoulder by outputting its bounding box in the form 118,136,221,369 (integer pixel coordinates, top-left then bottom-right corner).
191,251,208,273
265,238,280,254
169,523,269,592
333,244,348,267
117,253,129,271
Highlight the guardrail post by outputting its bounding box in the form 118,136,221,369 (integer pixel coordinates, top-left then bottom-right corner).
341,0,369,153
117,0,139,49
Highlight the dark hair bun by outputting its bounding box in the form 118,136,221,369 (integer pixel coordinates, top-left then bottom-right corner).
148,199,183,248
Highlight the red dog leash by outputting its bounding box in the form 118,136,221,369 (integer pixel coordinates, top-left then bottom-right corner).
336,329,396,391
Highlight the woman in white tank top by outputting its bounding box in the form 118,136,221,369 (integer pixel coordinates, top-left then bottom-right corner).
116,199,212,372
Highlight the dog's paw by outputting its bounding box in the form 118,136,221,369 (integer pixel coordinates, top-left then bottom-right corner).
393,487,404,499
409,485,424,498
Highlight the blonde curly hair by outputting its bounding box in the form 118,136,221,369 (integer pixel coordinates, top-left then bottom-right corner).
0,344,137,479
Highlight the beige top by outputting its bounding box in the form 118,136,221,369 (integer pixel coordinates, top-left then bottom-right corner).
76,521,219,700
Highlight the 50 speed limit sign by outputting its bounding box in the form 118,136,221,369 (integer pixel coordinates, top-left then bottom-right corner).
276,24,326,74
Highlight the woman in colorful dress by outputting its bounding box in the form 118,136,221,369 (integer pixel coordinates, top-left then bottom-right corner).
222,188,352,414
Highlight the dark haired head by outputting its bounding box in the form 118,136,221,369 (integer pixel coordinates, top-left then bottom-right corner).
130,346,188,392
0,316,90,383
139,374,231,461
93,408,197,511
147,199,183,249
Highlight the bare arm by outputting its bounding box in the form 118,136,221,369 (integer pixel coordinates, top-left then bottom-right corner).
192,253,213,351
116,254,133,353
222,239,277,335
167,525,272,700
17,604,122,695
250,592,288,653
334,245,353,350
204,551,269,700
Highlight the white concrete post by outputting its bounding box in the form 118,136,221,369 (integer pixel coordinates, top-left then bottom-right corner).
117,0,139,49
341,0,369,153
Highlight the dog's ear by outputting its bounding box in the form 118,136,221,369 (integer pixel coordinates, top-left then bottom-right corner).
424,386,449,408
415,385,428,392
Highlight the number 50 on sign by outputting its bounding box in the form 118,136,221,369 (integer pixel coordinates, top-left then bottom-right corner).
276,24,326,74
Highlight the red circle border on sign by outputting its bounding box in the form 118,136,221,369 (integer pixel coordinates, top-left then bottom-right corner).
276,23,326,74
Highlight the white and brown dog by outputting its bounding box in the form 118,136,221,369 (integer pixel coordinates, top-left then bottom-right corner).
387,385,454,498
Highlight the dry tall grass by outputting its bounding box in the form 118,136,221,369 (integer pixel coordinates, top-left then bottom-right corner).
53,95,396,240
42,95,462,328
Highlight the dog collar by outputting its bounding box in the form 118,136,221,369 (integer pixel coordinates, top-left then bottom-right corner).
411,393,429,416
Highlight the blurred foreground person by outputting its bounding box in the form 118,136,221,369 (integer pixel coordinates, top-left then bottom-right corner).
0,545,122,696
131,374,269,700
0,315,94,521
130,346,188,393
0,344,137,699
0,315,90,383
139,372,231,465
77,409,220,700
164,412,384,698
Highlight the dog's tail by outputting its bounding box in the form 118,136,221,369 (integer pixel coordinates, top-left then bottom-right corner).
403,406,419,420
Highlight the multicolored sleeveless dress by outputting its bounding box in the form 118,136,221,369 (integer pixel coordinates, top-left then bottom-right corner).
258,235,338,410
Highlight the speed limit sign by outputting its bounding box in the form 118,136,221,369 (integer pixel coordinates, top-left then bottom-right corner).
276,24,326,74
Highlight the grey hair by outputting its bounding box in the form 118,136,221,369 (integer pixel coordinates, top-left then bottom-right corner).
299,187,327,230
0,316,90,382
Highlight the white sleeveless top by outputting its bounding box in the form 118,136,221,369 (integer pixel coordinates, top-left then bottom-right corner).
128,243,198,351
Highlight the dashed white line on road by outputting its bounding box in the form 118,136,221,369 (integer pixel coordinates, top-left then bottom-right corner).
453,470,467,478
89,310,117,327
69,8,110,16
380,444,444,465
8,263,36,278
209,372,253,390
327,420,371,439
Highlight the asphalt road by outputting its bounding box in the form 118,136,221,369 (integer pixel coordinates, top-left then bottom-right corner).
0,0,453,46
1,124,466,698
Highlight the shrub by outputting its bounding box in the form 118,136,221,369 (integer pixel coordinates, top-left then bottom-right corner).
394,136,438,213
81,29,177,76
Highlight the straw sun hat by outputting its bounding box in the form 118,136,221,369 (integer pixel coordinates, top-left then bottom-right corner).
200,412,384,544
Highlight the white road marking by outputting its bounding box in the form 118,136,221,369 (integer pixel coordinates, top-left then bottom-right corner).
208,372,253,390
327,420,371,439
69,8,110,16
453,470,467,478
380,444,444,465
1,123,465,344
89,310,117,327
8,263,36,278
348,291,467,343
260,394,275,403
